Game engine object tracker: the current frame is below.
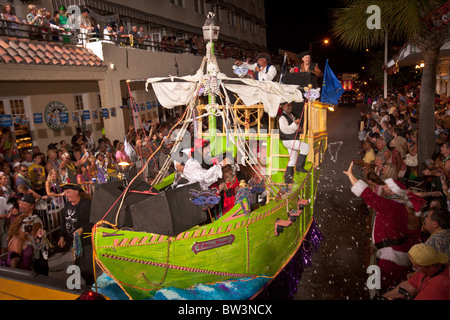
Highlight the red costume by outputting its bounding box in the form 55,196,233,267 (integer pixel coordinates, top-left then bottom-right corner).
222,177,239,215
209,176,239,217
351,179,419,289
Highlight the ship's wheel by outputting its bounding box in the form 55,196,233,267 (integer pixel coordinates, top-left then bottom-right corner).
233,98,263,127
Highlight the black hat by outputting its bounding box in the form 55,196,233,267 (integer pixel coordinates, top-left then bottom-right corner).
298,51,311,59
48,143,58,150
255,52,272,63
61,183,86,192
20,193,35,205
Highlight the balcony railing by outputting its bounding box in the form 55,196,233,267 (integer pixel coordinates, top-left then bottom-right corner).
0,18,260,61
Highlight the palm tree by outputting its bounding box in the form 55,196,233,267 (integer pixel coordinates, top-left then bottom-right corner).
331,0,449,175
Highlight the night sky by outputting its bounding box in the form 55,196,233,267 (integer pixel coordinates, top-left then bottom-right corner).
264,0,367,74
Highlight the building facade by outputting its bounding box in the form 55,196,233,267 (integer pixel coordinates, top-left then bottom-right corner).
0,0,267,152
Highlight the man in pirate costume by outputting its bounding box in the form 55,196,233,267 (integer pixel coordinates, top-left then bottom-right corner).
278,102,310,184
173,146,222,191
57,183,95,285
235,53,277,81
290,51,323,88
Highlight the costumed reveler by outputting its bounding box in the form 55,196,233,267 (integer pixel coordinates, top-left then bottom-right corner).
290,51,323,88
57,183,95,285
344,162,422,290
173,145,222,191
278,102,310,184
235,53,277,81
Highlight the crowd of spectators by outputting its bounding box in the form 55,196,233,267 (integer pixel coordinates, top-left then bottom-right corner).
347,84,449,300
0,117,181,261
0,4,267,62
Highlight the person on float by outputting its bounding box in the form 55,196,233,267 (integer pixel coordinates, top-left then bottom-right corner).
173,146,222,191
235,52,277,81
290,51,323,88
278,102,310,184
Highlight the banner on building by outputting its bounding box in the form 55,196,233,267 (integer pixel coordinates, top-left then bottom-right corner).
0,115,12,127
34,113,43,124
83,110,91,120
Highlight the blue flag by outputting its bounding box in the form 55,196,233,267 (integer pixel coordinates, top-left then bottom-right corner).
320,60,344,105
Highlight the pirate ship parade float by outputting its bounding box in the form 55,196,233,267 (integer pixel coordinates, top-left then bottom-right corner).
91,13,335,300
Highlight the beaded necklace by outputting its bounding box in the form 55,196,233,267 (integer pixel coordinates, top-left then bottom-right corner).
443,154,450,165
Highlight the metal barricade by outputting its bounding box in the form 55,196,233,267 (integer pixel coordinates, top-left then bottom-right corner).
35,198,66,236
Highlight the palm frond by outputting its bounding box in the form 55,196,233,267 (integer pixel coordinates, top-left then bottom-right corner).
331,0,449,51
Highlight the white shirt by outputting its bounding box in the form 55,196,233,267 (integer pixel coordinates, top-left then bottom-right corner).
86,135,95,151
181,158,222,190
103,27,113,41
279,112,299,135
243,63,277,81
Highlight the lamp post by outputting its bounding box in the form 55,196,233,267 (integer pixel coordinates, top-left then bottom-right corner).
202,12,220,155
309,39,329,55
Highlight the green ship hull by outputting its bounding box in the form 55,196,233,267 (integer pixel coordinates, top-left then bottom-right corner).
92,134,325,300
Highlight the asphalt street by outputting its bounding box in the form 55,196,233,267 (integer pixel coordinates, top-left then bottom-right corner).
295,102,373,300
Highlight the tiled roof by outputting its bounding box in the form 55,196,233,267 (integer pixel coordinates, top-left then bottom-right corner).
0,37,106,68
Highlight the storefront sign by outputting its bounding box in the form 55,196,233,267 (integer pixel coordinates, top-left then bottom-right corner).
82,110,91,120
102,108,109,118
0,115,12,127
44,101,68,132
60,112,69,122
33,113,43,124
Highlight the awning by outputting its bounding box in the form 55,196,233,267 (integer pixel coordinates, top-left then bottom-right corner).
385,36,450,70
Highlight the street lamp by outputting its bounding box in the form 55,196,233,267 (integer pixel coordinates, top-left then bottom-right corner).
203,12,220,43
310,39,330,54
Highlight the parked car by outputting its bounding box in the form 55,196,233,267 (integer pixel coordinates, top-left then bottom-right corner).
339,90,358,106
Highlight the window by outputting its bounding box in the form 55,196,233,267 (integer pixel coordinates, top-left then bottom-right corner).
170,0,183,7
74,94,86,130
240,17,246,31
1,98,32,152
228,11,236,27
212,5,221,21
194,0,205,15
74,94,84,111
10,99,25,116
250,21,256,34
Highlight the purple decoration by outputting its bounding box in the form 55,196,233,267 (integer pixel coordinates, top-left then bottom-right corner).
252,218,323,300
